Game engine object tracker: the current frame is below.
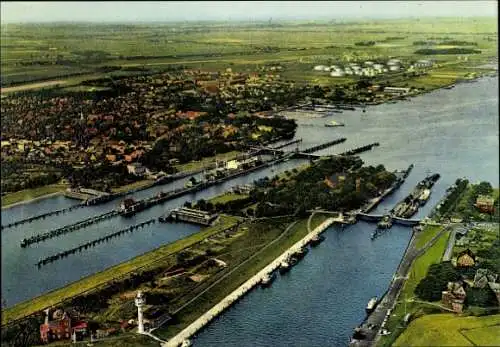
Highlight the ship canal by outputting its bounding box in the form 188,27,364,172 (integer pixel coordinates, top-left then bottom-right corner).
1,77,498,345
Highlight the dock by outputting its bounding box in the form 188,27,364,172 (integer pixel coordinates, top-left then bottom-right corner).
20,210,120,247
163,217,336,347
35,219,156,268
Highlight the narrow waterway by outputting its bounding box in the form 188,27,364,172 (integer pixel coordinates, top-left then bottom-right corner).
1,77,498,346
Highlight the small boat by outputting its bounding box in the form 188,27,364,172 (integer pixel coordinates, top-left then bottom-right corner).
279,260,291,274
325,120,345,127
444,84,455,89
377,215,393,229
181,340,192,347
310,234,325,247
261,272,277,287
366,297,378,314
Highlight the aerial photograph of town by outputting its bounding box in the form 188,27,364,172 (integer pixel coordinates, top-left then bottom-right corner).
0,1,498,346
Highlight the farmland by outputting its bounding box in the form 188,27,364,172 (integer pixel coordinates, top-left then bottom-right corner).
1,17,497,89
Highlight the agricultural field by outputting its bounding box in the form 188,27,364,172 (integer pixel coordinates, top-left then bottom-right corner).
393,313,500,346
1,17,496,89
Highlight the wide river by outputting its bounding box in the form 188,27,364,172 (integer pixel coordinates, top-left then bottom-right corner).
1,77,498,345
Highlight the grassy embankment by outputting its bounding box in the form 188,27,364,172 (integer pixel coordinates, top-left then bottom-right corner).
1,183,69,208
208,192,249,205
377,227,451,347
111,179,155,194
174,150,241,173
1,215,241,326
155,213,329,340
393,313,500,346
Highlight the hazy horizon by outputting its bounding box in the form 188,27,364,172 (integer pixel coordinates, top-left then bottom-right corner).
1,1,497,24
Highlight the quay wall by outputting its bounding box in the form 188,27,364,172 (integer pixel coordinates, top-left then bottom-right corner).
164,217,336,347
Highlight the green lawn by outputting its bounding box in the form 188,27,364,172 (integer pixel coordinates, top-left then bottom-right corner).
209,193,249,205
1,215,241,326
1,183,68,208
414,225,444,250
111,179,154,193
393,314,500,346
174,150,240,173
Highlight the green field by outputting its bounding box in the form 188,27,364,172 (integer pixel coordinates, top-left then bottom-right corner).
1,183,68,208
209,192,249,205
174,150,241,173
393,314,500,346
1,17,496,88
378,229,451,347
111,179,154,194
1,215,241,326
414,225,443,249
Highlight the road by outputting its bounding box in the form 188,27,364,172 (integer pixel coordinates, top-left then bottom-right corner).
349,224,453,347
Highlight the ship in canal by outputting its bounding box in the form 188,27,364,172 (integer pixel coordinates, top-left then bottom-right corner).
325,120,345,127
261,272,277,288
279,259,291,274
377,215,393,229
310,234,325,247
366,297,378,314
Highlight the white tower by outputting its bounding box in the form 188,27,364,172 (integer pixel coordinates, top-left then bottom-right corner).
135,291,145,333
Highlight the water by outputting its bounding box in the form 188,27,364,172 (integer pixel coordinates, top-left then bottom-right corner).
1,77,498,344
191,76,498,346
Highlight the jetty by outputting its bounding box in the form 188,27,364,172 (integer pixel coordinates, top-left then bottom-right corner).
35,219,156,268
1,203,86,231
20,210,120,247
163,217,335,347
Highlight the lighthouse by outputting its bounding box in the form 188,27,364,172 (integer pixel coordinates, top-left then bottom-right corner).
135,291,145,334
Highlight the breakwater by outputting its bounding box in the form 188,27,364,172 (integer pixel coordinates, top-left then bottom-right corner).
339,142,380,156
300,138,347,154
20,210,120,247
1,203,86,231
164,217,335,347
35,219,156,268
271,138,303,150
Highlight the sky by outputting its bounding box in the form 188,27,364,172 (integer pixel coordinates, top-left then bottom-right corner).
1,1,497,24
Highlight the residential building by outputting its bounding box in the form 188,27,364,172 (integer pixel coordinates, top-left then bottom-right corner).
475,195,495,213
441,281,466,313
473,268,498,288
456,249,476,268
127,163,146,176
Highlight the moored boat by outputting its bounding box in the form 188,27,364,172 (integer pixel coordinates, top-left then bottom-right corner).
310,234,325,246
261,272,277,287
279,260,291,274
366,296,378,314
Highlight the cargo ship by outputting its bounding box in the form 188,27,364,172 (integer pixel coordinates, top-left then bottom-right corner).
366,297,378,314
417,189,431,206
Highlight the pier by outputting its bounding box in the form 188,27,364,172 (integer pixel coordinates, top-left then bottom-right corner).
1,203,87,231
339,142,380,156
35,219,156,268
20,210,120,247
163,217,336,347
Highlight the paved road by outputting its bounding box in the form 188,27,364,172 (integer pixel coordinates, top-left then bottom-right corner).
349,224,453,347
